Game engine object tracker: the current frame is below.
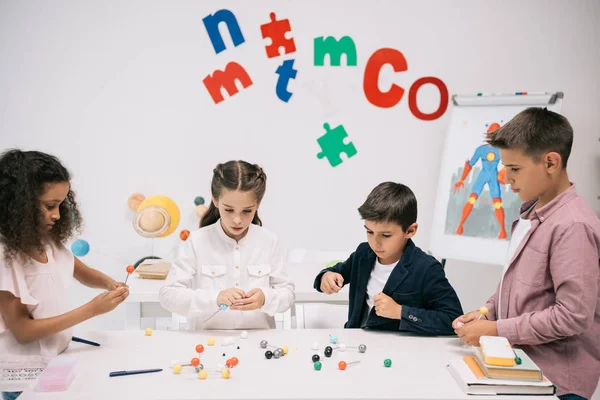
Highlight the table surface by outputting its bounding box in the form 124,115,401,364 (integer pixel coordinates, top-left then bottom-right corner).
20,329,556,400
125,262,349,304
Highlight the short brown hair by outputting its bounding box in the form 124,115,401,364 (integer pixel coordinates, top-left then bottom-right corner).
486,107,573,167
358,182,417,231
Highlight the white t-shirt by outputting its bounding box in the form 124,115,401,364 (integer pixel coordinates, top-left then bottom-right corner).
158,220,295,330
364,257,397,320
497,204,536,319
0,240,75,392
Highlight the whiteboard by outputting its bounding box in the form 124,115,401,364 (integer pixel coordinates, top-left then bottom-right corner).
429,92,564,266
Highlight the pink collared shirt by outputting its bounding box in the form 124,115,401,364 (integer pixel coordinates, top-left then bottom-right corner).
485,184,600,399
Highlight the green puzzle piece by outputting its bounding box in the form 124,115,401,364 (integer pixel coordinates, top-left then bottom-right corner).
316,123,357,167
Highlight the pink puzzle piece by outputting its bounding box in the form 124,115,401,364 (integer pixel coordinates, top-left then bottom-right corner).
260,12,296,58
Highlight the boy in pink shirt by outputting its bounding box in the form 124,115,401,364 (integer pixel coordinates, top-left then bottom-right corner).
453,108,600,400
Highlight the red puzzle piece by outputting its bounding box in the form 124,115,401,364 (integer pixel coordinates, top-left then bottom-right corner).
260,12,296,58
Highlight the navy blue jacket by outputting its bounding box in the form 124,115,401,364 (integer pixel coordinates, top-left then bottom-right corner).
313,240,463,335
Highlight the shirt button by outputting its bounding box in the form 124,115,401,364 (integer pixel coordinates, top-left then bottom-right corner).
408,315,413,319
235,246,239,251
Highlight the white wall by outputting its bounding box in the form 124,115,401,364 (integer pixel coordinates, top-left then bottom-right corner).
1,0,599,337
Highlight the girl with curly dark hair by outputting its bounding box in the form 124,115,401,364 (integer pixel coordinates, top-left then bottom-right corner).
0,150,129,399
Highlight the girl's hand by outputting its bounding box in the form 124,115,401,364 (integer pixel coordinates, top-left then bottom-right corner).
105,279,127,291
230,288,265,311
88,287,129,316
217,288,246,307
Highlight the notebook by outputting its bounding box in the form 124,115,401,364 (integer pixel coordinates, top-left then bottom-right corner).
135,261,171,280
474,347,543,381
447,356,556,396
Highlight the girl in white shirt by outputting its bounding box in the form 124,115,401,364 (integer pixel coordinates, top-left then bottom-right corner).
159,161,295,330
0,150,129,399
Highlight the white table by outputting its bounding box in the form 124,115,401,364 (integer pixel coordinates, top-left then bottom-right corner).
19,329,557,400
124,263,350,329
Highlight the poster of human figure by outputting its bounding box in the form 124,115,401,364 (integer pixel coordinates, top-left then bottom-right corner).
445,122,520,240
430,94,563,265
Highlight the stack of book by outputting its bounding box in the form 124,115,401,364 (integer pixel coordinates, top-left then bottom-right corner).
447,336,556,395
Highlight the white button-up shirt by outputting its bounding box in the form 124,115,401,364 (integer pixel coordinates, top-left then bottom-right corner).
159,220,295,330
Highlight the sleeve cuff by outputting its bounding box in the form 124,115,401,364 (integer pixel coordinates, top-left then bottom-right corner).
496,318,518,343
260,287,277,316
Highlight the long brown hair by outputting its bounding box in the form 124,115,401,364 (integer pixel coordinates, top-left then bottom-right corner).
200,161,267,228
0,149,82,266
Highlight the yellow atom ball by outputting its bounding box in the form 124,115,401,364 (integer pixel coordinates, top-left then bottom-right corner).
145,328,153,336
221,368,231,379
207,338,216,346
282,346,288,355
198,370,208,380
480,307,488,316
173,364,183,374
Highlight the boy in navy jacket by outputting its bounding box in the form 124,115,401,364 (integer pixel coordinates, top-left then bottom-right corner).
314,182,463,334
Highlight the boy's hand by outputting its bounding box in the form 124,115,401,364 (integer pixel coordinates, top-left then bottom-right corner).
373,292,402,319
455,320,498,346
320,272,344,294
217,288,246,307
452,309,485,330
230,288,265,311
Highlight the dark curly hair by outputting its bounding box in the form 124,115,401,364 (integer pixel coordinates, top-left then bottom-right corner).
0,149,82,266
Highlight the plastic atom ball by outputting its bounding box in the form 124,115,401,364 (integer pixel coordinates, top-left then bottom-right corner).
191,358,200,367
338,361,347,370
198,370,208,379
180,229,190,241
126,265,135,274
221,368,231,379
384,359,392,368
282,346,288,355
173,364,182,374
480,306,488,316
145,328,153,336
127,193,146,211
71,239,90,257
194,196,205,206
207,338,215,346
195,344,204,354
195,204,208,219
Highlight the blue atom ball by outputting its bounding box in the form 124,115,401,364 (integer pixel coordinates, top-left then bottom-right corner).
71,239,90,257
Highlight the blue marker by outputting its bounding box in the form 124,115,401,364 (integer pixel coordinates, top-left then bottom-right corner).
109,369,162,377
